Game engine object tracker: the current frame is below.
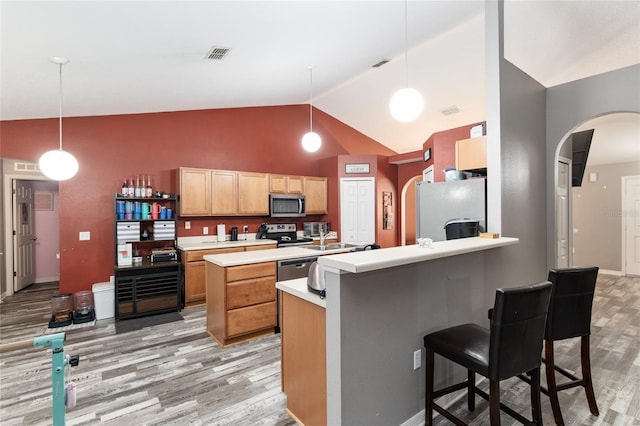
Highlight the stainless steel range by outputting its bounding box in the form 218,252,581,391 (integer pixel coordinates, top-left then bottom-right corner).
265,223,313,247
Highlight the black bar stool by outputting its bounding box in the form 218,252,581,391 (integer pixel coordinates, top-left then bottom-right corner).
424,281,552,425
543,266,600,425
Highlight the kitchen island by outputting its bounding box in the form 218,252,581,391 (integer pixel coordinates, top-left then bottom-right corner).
277,236,518,425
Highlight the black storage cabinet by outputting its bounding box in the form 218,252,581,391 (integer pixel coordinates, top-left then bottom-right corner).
115,262,181,319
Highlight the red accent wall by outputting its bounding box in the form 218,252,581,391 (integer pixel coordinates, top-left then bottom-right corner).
1,105,395,293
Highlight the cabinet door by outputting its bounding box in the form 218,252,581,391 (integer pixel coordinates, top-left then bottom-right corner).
304,176,328,214
211,170,237,215
179,167,211,216
185,261,206,304
287,176,304,194
269,174,287,193
455,136,487,171
238,172,269,215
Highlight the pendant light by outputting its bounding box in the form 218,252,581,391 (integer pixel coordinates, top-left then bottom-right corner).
301,67,321,153
39,57,79,181
389,0,424,122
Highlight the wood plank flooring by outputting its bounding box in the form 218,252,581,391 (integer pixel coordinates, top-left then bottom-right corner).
1,273,639,425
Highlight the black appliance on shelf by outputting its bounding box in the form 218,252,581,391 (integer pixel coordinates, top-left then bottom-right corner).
265,223,313,247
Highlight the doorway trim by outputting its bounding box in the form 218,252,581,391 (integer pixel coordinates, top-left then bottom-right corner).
3,168,50,297
621,175,640,276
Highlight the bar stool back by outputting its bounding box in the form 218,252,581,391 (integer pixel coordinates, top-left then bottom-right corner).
424,281,552,425
544,266,599,425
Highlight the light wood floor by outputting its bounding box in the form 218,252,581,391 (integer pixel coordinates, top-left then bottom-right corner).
1,274,638,425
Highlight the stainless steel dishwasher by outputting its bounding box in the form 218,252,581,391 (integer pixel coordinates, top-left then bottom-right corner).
275,256,318,332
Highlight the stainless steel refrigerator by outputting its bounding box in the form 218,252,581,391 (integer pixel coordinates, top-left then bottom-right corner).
416,179,486,242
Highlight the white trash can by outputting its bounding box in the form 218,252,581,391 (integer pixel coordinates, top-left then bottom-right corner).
92,282,114,320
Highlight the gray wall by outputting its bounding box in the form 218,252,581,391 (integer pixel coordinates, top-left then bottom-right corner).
545,64,640,269
572,161,640,271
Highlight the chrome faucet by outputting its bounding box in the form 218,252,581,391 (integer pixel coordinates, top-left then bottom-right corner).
319,231,338,247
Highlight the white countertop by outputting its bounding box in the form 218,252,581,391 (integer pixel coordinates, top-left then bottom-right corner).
276,278,326,308
177,235,276,251
318,237,519,274
203,245,354,267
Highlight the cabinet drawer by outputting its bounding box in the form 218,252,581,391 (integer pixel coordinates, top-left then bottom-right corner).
227,262,276,282
185,247,243,262
245,243,277,251
227,276,276,310
226,301,276,338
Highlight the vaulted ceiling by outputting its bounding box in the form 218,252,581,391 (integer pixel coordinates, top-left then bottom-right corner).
1,1,639,162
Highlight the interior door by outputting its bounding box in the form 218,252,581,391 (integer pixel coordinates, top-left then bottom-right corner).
623,176,640,276
340,178,375,245
14,180,36,291
556,159,571,268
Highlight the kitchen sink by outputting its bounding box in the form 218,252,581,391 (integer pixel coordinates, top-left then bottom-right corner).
303,242,358,251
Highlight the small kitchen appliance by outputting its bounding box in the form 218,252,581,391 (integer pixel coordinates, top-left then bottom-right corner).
151,248,177,262
269,194,306,217
306,261,326,297
444,218,480,240
230,226,238,241
265,223,313,247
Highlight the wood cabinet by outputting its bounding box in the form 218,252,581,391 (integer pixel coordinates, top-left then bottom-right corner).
455,136,487,171
182,243,276,306
178,167,326,217
281,291,327,425
269,174,304,194
238,172,269,215
304,176,328,214
206,261,277,347
178,167,210,216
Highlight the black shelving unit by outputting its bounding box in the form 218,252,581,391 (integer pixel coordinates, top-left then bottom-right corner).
113,195,181,319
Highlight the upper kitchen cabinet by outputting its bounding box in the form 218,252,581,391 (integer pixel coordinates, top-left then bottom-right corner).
455,136,487,172
238,172,269,215
269,174,304,194
304,176,328,214
178,167,211,216
211,170,238,215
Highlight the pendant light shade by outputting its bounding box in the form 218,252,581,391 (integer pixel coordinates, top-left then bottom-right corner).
39,56,78,181
302,67,321,153
389,0,424,122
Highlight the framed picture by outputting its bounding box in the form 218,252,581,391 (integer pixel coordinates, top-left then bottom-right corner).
383,191,393,230
423,148,431,162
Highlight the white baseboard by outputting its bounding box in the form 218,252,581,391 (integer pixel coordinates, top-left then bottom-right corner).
400,409,424,426
599,269,623,276
35,276,60,284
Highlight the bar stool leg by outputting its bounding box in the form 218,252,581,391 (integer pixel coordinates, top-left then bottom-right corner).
530,367,543,425
468,370,476,411
581,336,600,416
425,347,435,426
489,380,501,425
544,339,565,425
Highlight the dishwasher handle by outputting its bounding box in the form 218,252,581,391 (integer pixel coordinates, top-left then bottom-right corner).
277,257,318,268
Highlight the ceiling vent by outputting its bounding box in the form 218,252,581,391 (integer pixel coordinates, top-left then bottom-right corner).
204,46,231,60
439,105,460,116
372,59,390,68
14,162,39,172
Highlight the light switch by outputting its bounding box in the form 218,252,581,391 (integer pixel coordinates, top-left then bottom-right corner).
79,231,90,241
185,221,191,229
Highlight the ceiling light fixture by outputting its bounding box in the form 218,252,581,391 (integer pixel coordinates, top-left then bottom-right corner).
389,0,424,122
301,67,321,153
38,57,78,181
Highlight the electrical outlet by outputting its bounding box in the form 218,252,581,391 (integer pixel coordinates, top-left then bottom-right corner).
185,221,191,230
243,225,249,233
203,226,209,235
413,349,421,370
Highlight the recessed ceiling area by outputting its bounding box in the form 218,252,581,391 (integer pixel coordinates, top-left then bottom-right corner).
1,1,638,160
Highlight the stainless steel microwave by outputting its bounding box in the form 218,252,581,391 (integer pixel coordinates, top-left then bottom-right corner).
269,194,306,217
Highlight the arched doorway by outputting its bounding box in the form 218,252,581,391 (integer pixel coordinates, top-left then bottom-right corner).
400,175,422,246
553,112,640,274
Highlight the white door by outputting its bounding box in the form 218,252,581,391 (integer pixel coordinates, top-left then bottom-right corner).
14,180,36,291
340,178,375,245
556,159,571,268
623,176,640,276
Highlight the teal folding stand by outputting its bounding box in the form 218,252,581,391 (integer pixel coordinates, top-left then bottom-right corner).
33,332,68,426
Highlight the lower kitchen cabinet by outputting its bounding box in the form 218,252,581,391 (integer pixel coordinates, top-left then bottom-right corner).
206,261,277,347
114,262,181,319
182,244,276,307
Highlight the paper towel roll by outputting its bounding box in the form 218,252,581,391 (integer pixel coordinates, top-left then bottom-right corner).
217,224,226,242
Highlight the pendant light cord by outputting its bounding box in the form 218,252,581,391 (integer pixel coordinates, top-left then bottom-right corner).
308,67,314,133
404,0,409,88
58,62,64,150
